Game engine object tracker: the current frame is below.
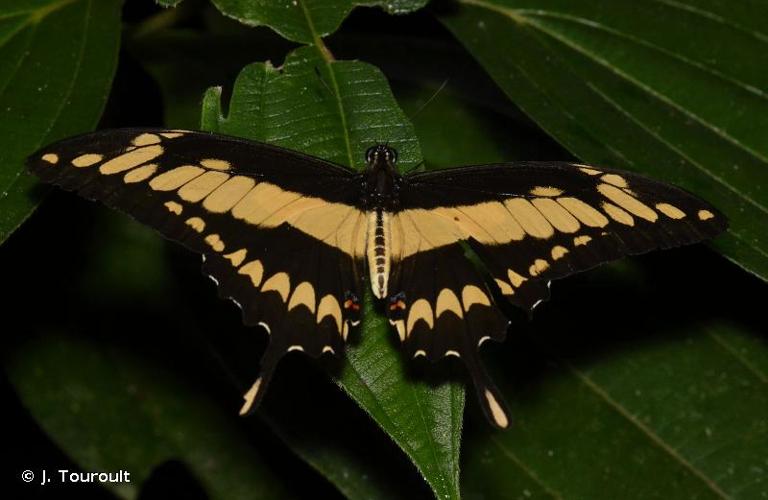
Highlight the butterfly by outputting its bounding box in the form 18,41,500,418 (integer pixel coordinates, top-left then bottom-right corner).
28,128,727,428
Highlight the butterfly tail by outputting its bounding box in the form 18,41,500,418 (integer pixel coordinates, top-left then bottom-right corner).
238,342,282,416
464,352,511,429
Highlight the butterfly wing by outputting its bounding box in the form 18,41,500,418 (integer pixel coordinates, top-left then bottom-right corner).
27,128,367,413
392,161,727,427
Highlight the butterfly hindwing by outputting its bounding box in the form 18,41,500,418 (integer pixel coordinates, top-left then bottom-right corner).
28,128,367,412
386,241,511,427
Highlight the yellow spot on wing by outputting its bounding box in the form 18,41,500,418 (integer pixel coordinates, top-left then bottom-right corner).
656,203,686,219
551,245,569,260
390,319,406,342
178,171,230,202
407,298,434,334
342,321,350,341
239,377,262,416
205,233,225,252
160,132,184,139
600,173,628,188
132,133,161,146
461,285,491,311
578,166,601,175
203,176,256,213
238,260,264,287
41,153,58,164
224,248,247,267
185,217,205,233
288,282,316,313
557,197,609,227
529,259,549,276
317,295,342,333
149,165,204,191
164,201,182,215
504,198,554,239
484,389,509,428
72,153,103,167
201,158,231,170
530,186,563,197
436,288,463,318
602,202,635,226
597,183,657,221
123,163,158,183
574,235,592,246
531,198,580,233
494,279,514,295
261,272,290,302
507,269,527,287
698,209,715,221
100,145,164,174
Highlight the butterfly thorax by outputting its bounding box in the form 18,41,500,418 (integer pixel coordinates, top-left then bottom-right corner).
362,145,402,299
361,144,401,210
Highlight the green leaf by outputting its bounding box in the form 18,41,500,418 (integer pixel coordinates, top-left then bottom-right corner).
437,0,768,281
461,295,768,498
5,332,292,499
201,45,462,500
0,0,122,245
156,0,428,44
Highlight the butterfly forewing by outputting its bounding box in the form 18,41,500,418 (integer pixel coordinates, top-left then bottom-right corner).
400,162,726,310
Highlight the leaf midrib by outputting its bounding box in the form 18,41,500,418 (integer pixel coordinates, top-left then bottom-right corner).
522,17,768,188
513,9,767,100
340,359,455,500
568,365,731,498
651,0,768,43
297,0,356,168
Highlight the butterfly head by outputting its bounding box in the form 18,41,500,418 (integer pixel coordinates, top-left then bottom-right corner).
365,144,398,168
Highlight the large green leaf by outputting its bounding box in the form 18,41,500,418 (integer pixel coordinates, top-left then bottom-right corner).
200,45,462,500
460,258,768,499
437,0,768,281
156,0,429,44
0,0,122,244
6,334,292,499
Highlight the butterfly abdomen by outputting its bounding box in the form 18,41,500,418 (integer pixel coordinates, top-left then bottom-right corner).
367,209,391,298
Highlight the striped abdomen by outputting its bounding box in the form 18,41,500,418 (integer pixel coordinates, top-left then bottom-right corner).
367,209,390,298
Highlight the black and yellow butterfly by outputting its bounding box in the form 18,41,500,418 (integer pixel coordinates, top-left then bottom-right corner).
28,129,727,428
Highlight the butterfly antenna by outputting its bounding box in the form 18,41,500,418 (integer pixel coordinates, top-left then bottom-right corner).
409,78,449,120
